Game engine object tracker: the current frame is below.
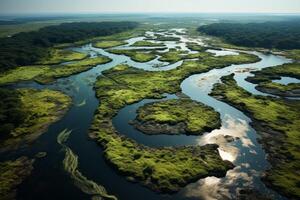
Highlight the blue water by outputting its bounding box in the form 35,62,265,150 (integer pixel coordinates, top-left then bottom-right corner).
273,76,300,85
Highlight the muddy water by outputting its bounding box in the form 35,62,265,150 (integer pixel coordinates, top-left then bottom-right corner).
1,29,291,200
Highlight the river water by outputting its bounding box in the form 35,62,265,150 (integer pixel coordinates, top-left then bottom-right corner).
2,29,292,200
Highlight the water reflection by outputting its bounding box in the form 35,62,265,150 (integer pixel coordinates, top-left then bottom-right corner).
183,166,261,200
197,115,251,162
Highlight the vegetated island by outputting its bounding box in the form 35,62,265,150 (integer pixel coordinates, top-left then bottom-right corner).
0,55,112,85
133,99,221,135
0,88,71,153
131,40,165,47
210,74,300,199
93,40,128,49
246,63,300,97
89,49,260,193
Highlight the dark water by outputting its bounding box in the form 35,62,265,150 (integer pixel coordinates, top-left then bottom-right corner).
0,29,293,200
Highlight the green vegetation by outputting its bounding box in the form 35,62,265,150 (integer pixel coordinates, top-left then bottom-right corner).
186,42,209,52
90,54,258,192
131,40,165,47
158,49,187,63
108,49,157,63
57,129,118,200
198,21,300,49
0,56,111,85
0,88,71,152
93,40,127,49
154,35,181,42
0,21,138,72
0,157,34,200
210,74,300,199
158,48,257,64
135,99,221,135
246,63,300,97
36,48,87,65
283,49,300,61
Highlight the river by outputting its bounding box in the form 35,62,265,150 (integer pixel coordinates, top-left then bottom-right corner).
2,29,292,200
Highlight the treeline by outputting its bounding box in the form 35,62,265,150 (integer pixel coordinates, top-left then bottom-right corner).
0,21,138,72
198,20,300,49
0,88,26,139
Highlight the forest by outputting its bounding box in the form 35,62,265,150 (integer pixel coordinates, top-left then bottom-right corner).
0,21,138,72
198,20,300,49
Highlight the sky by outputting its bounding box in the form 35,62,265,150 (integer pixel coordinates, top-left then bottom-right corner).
0,0,300,14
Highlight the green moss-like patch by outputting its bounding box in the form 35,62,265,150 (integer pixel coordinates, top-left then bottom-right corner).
108,49,157,63
93,40,127,49
131,40,165,47
246,63,300,97
0,56,112,85
210,74,300,199
37,48,88,65
0,88,71,152
0,157,34,200
134,99,221,135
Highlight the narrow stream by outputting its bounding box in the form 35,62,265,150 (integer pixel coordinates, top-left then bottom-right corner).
1,29,292,200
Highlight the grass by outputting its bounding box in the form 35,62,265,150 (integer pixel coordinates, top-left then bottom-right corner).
158,49,188,63
186,42,210,52
0,88,71,153
36,48,88,65
246,63,300,97
131,40,165,47
136,99,221,135
283,49,300,61
210,74,300,199
57,129,117,200
0,56,112,85
93,40,127,49
0,157,34,200
108,49,157,63
90,52,260,192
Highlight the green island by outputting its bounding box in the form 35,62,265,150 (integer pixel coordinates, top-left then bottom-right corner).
186,42,210,52
107,49,157,63
0,56,112,85
36,48,88,65
0,156,35,200
93,40,127,49
89,50,260,193
246,63,300,97
153,34,181,42
133,99,221,135
0,88,71,153
158,49,188,63
131,40,165,47
210,74,300,199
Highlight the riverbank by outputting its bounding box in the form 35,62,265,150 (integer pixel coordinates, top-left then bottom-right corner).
0,88,71,153
210,74,300,199
246,63,300,97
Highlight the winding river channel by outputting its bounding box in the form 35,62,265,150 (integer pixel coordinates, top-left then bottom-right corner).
2,29,293,200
